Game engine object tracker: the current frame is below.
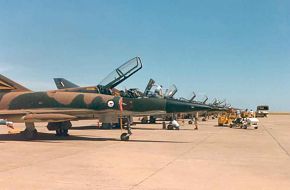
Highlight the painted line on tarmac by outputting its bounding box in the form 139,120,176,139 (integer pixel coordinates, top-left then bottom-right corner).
261,124,290,158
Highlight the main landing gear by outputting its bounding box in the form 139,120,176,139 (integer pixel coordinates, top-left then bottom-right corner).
20,121,73,140
47,121,72,136
21,122,38,140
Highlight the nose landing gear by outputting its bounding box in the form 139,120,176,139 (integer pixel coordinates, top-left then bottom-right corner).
120,117,132,141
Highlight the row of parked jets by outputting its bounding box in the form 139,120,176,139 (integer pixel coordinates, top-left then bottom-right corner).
0,57,232,141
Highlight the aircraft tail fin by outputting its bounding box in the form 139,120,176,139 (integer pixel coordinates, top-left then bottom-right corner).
54,78,80,89
0,74,31,92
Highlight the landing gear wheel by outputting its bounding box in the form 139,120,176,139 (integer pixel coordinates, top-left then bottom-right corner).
254,127,258,129
62,129,69,136
48,121,71,137
120,133,130,141
56,128,61,136
167,125,174,130
56,128,69,136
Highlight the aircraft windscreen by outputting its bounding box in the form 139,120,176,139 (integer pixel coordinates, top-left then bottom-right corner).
164,84,178,98
99,57,142,89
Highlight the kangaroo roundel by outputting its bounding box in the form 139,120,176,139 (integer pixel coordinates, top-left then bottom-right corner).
107,100,115,108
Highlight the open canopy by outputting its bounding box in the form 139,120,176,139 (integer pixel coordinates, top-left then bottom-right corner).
98,57,142,89
164,84,178,98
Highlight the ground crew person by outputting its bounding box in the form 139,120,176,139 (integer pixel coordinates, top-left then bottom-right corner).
171,119,180,130
236,109,241,118
194,112,199,130
250,109,254,118
154,84,163,97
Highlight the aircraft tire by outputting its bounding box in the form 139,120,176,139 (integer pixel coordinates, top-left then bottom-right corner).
167,125,174,130
56,128,69,136
56,128,61,136
120,133,129,141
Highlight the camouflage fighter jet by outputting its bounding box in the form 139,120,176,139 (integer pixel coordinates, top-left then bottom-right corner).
0,74,169,141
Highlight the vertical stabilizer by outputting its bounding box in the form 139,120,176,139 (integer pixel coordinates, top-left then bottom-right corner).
0,74,31,92
53,78,80,89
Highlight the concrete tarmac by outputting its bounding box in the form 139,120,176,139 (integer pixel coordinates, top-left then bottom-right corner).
0,115,289,190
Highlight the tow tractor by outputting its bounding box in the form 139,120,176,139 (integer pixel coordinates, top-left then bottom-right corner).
230,117,259,129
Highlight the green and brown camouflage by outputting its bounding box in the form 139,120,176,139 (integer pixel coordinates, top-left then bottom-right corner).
0,87,168,124
0,91,122,122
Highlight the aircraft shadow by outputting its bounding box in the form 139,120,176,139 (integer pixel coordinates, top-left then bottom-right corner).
70,125,137,131
0,133,117,142
131,127,165,131
0,133,189,144
132,127,197,131
70,125,103,130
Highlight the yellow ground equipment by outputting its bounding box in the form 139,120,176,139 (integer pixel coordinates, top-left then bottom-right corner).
218,112,237,126
241,111,249,118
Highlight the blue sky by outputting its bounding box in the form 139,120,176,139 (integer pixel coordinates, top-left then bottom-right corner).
0,0,289,111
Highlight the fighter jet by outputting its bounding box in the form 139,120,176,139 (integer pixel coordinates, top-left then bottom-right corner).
0,74,169,141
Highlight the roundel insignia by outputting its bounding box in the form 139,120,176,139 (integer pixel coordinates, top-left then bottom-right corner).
107,100,115,108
